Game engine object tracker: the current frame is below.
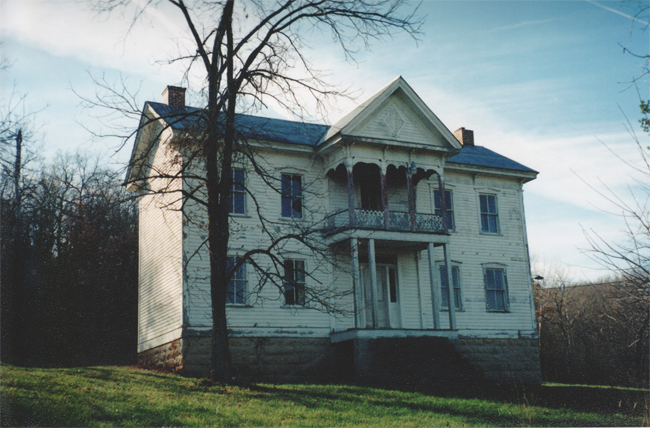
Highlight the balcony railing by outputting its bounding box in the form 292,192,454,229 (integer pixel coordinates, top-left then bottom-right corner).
325,209,446,234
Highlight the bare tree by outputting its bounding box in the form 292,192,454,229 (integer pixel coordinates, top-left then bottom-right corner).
0,86,44,363
87,0,422,382
582,118,650,386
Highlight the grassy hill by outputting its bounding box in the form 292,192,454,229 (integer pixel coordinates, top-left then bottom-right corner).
1,364,647,427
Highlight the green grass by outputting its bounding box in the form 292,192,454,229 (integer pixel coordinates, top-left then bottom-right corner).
1,364,647,427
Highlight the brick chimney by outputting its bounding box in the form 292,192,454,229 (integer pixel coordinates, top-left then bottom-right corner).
162,86,186,108
454,127,474,147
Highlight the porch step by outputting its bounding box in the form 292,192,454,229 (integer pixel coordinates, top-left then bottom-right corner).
346,337,480,386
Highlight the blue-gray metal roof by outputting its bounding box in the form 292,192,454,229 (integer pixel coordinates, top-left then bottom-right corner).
147,102,536,173
447,146,537,173
148,102,328,147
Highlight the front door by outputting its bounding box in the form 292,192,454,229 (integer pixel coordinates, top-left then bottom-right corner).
361,263,401,328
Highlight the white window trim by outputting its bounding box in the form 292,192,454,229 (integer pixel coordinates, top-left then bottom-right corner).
432,187,456,232
229,167,247,216
282,258,307,307
226,255,248,307
477,192,501,235
280,173,304,220
435,261,463,311
482,263,509,312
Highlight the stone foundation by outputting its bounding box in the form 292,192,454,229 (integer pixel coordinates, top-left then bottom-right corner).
452,337,541,384
138,336,337,382
138,335,541,385
137,339,185,372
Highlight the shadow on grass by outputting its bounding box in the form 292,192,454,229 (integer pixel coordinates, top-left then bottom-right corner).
1,364,647,427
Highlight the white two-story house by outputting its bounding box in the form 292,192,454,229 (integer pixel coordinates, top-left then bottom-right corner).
126,77,541,384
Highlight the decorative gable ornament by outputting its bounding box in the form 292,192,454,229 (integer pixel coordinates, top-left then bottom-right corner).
385,107,405,138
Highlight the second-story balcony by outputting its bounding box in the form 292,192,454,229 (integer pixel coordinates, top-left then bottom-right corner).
325,208,445,235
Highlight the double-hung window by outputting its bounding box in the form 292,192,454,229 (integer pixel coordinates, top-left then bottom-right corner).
479,194,499,233
283,259,305,305
484,267,508,311
229,168,246,214
434,189,454,230
281,174,303,218
439,265,461,310
226,256,246,305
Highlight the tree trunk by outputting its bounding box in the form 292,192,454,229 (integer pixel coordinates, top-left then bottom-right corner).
208,0,235,383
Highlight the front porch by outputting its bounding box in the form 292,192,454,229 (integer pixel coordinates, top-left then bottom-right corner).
344,237,459,332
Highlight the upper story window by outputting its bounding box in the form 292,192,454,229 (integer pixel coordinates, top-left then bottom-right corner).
439,265,461,310
229,168,246,214
283,259,305,305
484,267,508,311
281,174,303,218
479,194,499,234
434,189,454,230
226,256,246,305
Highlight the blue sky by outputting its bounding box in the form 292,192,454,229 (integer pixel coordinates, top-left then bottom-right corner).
2,0,648,282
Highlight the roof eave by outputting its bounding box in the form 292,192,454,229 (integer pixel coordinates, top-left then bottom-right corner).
445,162,538,183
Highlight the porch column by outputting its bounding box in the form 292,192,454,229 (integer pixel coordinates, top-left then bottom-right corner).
406,163,416,231
350,238,365,329
345,158,356,227
437,172,449,231
427,242,441,329
381,162,389,229
443,243,457,330
368,238,380,328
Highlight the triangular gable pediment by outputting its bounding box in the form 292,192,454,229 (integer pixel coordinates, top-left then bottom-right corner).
321,77,461,151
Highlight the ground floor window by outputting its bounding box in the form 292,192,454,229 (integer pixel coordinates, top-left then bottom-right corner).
484,267,508,311
226,256,247,304
283,259,305,305
439,265,461,310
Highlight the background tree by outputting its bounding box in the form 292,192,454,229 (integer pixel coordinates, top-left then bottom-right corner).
0,89,43,364
89,0,422,382
0,149,138,366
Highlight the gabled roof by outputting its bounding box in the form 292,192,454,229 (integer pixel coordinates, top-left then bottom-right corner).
147,102,328,146
319,76,462,150
127,81,537,189
447,146,537,174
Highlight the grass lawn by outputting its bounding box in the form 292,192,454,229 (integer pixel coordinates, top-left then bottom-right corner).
1,363,647,427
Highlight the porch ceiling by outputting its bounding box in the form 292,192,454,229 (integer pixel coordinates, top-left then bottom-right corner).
325,229,450,248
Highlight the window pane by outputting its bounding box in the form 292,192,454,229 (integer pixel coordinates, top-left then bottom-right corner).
479,194,488,213
229,169,245,214
439,266,449,308
481,214,489,232
486,289,498,310
295,261,305,282
227,257,246,304
485,269,506,310
493,271,504,290
284,259,305,305
488,216,497,233
487,195,496,214
292,198,302,218
233,169,245,186
441,287,450,308
292,175,302,197
485,269,495,288
451,266,459,288
232,193,244,214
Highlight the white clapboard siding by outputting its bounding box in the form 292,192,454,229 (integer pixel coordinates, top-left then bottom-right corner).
138,131,184,352
416,172,536,332
182,149,335,332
